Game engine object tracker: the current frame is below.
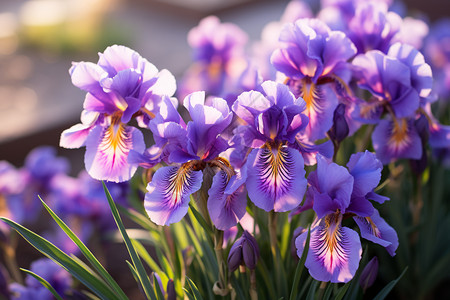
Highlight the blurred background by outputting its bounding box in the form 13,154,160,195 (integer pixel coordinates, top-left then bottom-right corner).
0,0,446,172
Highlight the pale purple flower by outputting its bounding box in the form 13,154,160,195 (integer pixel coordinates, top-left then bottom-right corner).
295,153,397,282
232,81,308,212
143,92,234,226
60,45,176,182
271,18,357,140
179,16,248,100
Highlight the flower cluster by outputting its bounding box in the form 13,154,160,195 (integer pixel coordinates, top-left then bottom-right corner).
1,1,450,299
55,0,450,287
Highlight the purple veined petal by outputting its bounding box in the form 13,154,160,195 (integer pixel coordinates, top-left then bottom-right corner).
245,144,307,212
84,122,145,182
372,118,422,164
207,171,247,230
354,209,399,256
354,99,384,123
144,164,203,226
60,123,93,149
296,214,362,283
347,151,382,197
295,79,338,141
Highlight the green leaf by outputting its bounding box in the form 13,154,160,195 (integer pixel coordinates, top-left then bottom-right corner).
334,281,351,300
39,198,128,300
289,227,310,300
188,203,214,237
373,267,408,300
0,217,119,300
102,182,156,300
20,268,63,300
185,277,204,300
306,280,319,300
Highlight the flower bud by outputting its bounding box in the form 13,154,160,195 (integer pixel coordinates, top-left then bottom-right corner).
328,103,349,143
227,231,260,272
359,257,379,292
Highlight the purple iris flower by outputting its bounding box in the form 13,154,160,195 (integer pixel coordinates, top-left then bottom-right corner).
10,258,72,300
271,18,357,140
352,48,423,121
4,147,69,224
295,152,397,283
60,45,176,182
347,1,402,54
424,19,450,101
232,81,308,212
179,16,248,101
143,92,235,226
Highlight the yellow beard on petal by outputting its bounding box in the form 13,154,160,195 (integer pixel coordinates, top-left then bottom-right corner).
388,118,411,152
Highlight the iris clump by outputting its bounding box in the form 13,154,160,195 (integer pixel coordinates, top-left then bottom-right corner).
1,1,450,300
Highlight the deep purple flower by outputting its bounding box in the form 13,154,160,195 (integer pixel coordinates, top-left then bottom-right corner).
271,18,356,140
144,164,203,226
347,1,402,54
143,92,234,226
227,231,260,272
296,213,362,283
60,45,176,182
352,49,421,121
295,152,397,283
232,81,308,212
424,19,450,100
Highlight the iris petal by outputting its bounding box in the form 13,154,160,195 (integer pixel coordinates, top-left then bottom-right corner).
144,164,203,226
246,144,306,212
354,209,398,256
207,170,247,230
85,122,145,182
296,214,362,283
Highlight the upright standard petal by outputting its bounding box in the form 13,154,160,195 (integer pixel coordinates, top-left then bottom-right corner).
246,144,307,212
296,214,362,283
84,122,145,182
346,151,382,197
144,164,203,226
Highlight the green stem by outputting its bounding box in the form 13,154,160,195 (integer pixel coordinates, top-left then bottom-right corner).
213,229,229,296
249,269,257,300
268,211,278,260
318,281,327,300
